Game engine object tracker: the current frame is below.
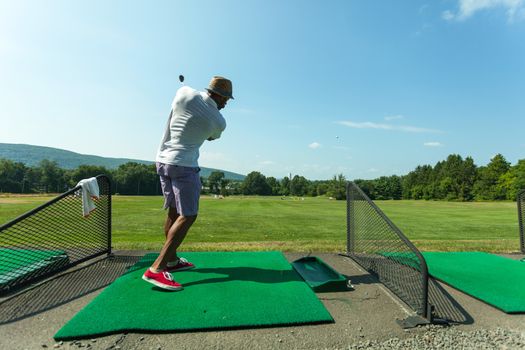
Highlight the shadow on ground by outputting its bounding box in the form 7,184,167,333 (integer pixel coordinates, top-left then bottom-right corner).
429,277,473,325
0,255,140,325
341,254,473,325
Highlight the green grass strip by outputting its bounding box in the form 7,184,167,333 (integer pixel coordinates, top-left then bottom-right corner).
423,252,525,313
54,251,333,340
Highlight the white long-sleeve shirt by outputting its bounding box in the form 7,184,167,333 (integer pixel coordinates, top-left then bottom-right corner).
156,86,226,167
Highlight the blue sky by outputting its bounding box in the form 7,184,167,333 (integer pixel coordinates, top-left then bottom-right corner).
1,0,524,180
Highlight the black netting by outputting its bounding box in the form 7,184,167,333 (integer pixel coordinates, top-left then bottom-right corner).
345,182,430,319
519,190,525,253
0,175,111,295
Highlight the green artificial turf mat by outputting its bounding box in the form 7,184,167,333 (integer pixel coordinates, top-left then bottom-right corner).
54,251,333,340
0,249,69,287
422,252,525,313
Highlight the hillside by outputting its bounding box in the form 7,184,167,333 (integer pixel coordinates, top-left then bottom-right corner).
0,143,245,180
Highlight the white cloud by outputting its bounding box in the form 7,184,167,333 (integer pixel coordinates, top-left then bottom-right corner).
424,141,443,147
444,0,525,22
367,168,379,173
309,142,322,149
337,121,440,133
384,114,404,121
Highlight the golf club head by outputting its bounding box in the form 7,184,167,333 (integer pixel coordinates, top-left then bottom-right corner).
179,75,185,85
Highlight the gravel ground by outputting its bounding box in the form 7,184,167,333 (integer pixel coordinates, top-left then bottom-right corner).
348,326,525,350
32,326,525,350
3,252,525,350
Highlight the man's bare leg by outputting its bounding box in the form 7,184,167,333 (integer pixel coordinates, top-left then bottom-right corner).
164,207,178,238
151,212,197,271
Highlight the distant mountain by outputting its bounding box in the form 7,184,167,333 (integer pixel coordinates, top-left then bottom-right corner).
0,143,245,181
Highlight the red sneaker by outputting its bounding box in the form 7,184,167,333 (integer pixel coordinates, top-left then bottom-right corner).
166,257,195,272
142,269,183,291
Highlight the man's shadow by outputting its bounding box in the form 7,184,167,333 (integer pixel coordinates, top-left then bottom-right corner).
179,267,302,287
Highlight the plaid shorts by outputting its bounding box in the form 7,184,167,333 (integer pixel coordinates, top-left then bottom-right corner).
156,162,202,216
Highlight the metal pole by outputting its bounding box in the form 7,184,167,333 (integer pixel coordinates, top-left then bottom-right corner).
289,173,292,195
518,190,524,253
346,182,352,254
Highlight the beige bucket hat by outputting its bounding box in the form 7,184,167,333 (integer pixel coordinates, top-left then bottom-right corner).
206,76,234,99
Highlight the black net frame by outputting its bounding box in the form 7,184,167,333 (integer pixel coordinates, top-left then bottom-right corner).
518,190,525,254
344,182,430,320
0,175,111,295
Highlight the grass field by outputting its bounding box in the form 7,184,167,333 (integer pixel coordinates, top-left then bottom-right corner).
0,195,521,253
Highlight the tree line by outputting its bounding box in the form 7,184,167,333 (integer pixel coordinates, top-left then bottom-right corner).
355,154,525,201
0,158,347,198
0,159,160,195
0,153,524,200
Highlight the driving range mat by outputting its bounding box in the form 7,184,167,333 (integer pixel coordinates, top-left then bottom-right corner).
0,249,69,289
423,252,525,313
54,251,333,340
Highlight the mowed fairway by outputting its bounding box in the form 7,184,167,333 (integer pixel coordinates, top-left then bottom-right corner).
0,195,521,252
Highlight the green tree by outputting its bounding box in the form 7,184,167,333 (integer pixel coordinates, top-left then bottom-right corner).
290,175,309,196
227,180,243,195
0,159,27,193
498,171,516,200
498,159,525,200
373,176,402,200
354,179,375,199
280,176,291,196
306,180,319,196
316,182,328,196
402,165,433,199
241,171,271,195
67,165,112,188
513,160,525,196
473,154,510,200
327,174,346,200
114,162,157,195
219,178,230,196
22,167,40,193
207,171,225,195
431,154,477,201
458,156,477,201
266,176,280,195
200,176,208,194
36,159,66,193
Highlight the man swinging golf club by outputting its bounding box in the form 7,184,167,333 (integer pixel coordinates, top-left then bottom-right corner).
143,76,234,290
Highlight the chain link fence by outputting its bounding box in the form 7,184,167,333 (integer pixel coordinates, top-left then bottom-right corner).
344,181,431,321
0,175,111,295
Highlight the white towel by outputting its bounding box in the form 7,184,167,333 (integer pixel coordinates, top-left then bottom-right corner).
76,177,100,217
